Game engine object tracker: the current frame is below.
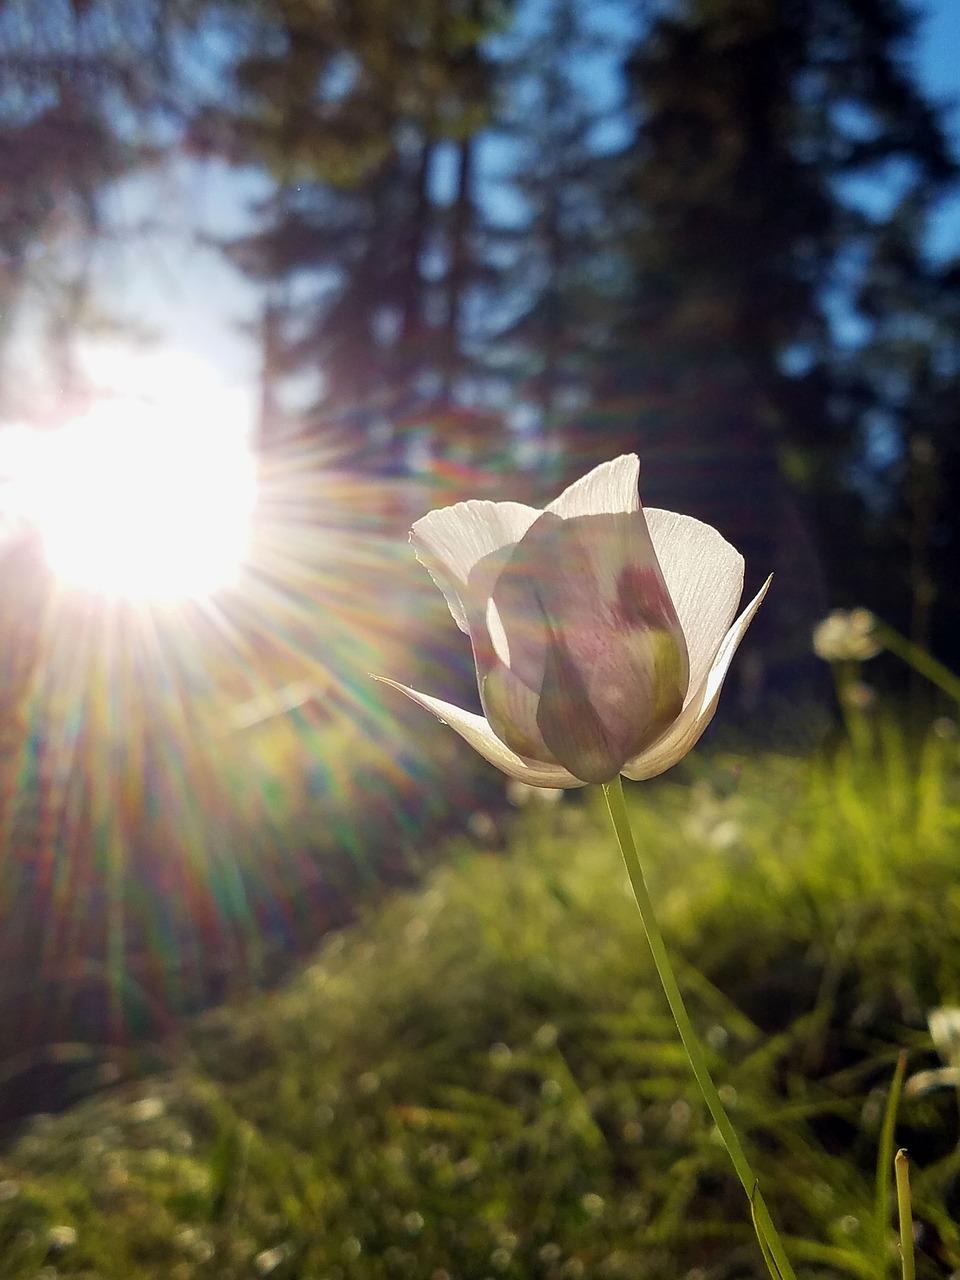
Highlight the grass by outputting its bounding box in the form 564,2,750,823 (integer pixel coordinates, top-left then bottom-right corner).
0,713,959,1279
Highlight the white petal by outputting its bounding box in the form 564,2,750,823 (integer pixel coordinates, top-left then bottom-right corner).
546,455,640,519
411,499,540,632
375,678,587,788
621,576,771,781
644,508,744,700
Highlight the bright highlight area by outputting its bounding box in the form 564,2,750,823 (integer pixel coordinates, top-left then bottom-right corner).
0,348,257,599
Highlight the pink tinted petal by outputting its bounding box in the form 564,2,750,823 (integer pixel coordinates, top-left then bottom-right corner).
411,500,540,632
489,509,688,779
534,615,635,783
621,576,771,781
546,454,640,519
643,508,744,701
375,678,585,788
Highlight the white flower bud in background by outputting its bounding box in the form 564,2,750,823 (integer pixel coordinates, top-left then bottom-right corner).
812,609,882,662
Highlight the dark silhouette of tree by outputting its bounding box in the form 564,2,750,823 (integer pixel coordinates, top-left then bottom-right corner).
200,0,510,469
0,0,188,416
477,0,623,482
845,196,960,658
608,0,956,691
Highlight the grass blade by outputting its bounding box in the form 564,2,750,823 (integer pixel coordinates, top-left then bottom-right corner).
875,1051,908,1272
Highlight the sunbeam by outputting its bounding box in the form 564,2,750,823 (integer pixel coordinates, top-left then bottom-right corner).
1,348,256,600
0,392,489,1052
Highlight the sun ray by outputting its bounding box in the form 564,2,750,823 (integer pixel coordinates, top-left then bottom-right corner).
0,369,507,1059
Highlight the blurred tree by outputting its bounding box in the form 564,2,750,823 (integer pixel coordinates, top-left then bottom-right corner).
199,0,512,469
478,0,623,483
610,0,957,689
845,198,960,660
0,0,182,421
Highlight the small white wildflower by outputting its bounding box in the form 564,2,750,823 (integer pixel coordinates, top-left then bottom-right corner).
47,1224,77,1250
842,680,876,711
254,1243,291,1275
467,811,499,843
705,1024,728,1051
929,1007,960,1066
506,780,563,807
812,608,881,662
129,1096,164,1123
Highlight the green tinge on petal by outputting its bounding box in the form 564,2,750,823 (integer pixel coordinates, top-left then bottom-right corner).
480,663,558,764
650,629,687,728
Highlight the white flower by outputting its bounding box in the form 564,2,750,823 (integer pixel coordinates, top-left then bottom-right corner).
383,455,769,787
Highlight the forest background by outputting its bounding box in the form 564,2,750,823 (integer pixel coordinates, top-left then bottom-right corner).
0,0,959,1124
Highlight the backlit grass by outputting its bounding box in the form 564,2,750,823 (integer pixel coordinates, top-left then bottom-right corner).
0,713,959,1278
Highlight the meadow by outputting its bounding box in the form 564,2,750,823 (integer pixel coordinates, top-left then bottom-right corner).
0,712,958,1279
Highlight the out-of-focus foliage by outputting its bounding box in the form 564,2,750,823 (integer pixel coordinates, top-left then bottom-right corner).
1,720,960,1277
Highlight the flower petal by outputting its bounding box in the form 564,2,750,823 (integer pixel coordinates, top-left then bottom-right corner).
478,656,560,764
621,575,771,782
473,507,688,782
643,508,744,701
411,500,540,632
375,678,586,788
546,454,640,519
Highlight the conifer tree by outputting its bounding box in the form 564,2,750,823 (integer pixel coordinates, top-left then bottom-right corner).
613,0,956,680
207,0,509,468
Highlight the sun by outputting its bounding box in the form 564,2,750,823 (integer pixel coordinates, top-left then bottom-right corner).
2,347,257,599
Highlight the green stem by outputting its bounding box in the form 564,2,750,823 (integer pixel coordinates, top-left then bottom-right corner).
875,1052,907,1273
873,621,960,706
895,1150,915,1280
603,775,797,1280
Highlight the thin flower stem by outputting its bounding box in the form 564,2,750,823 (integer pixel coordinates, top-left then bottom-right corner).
875,1052,907,1273
895,1150,915,1280
603,775,797,1280
873,621,960,705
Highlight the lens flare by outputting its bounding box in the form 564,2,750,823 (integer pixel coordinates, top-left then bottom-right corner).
3,348,256,600
0,390,512,1061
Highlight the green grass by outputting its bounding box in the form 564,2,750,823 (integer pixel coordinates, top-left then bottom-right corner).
1,715,960,1279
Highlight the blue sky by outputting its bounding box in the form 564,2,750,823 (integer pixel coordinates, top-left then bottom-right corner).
97,0,960,395
912,0,960,256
